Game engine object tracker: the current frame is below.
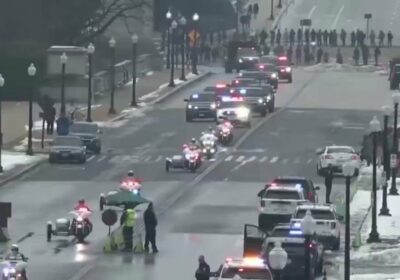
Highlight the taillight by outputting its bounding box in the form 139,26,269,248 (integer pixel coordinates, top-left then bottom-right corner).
307,192,313,201
325,155,333,159
331,222,336,229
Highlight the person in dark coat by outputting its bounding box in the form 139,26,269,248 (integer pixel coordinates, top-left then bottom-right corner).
289,29,296,46
259,30,268,45
46,105,56,135
323,30,329,46
144,202,158,253
270,30,276,46
378,30,385,47
336,48,343,64
195,255,210,280
310,29,316,42
362,44,369,65
295,44,302,64
247,4,253,15
340,29,346,46
353,46,360,65
374,46,381,66
388,31,393,47
350,31,356,47
317,29,322,46
253,3,259,18
324,165,334,204
297,28,302,43
317,47,323,63
276,29,281,45
304,28,310,43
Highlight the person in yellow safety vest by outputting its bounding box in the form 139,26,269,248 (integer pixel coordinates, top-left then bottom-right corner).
122,208,136,251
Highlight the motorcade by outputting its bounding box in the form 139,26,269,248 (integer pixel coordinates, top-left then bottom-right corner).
184,92,217,122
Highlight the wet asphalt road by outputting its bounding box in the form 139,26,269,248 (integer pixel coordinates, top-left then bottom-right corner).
0,63,387,280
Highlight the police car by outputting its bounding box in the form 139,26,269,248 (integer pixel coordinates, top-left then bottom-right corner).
230,87,274,117
212,257,273,280
216,95,251,127
261,226,324,278
258,185,307,231
184,92,217,122
316,145,361,176
290,204,343,250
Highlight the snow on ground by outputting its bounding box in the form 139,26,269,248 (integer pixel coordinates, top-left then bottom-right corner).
0,151,44,171
304,62,384,73
125,78,140,86
357,164,385,189
351,273,400,279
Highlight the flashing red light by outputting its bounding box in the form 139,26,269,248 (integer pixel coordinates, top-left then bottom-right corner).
238,268,244,272
235,80,240,84
259,65,265,69
278,56,287,61
216,84,226,88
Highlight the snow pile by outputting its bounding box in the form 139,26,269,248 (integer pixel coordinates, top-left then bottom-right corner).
352,246,400,267
351,273,400,279
357,164,385,189
304,62,382,73
1,151,43,171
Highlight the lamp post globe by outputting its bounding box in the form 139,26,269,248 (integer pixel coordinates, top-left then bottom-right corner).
87,43,95,54
301,210,315,235
370,116,381,133
343,162,355,177
166,11,172,19
193,13,200,21
171,20,178,29
60,52,68,64
131,34,139,44
383,105,393,116
392,92,400,105
109,37,116,48
269,241,288,270
0,74,4,87
179,16,187,26
28,63,37,76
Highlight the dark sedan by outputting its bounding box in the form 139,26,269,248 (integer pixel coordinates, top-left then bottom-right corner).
69,122,102,154
49,136,86,163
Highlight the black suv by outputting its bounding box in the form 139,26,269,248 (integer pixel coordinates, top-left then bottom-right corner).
69,121,102,153
184,92,217,122
230,87,274,117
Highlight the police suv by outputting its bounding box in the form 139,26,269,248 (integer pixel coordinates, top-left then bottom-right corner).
230,87,274,116
261,225,324,278
184,92,217,122
216,95,251,127
212,257,273,280
290,204,343,250
258,185,307,231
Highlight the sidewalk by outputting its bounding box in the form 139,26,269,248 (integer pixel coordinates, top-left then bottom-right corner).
246,0,283,33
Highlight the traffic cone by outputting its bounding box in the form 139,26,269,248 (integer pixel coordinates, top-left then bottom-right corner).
352,230,362,248
0,227,10,242
133,233,145,254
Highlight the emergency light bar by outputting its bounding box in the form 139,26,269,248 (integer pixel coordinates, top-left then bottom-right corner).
259,65,265,69
216,84,226,88
221,96,244,102
278,56,287,61
289,230,303,235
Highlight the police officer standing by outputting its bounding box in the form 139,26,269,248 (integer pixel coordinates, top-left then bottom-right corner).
121,208,136,251
324,165,334,204
374,46,381,66
144,202,159,253
195,255,211,280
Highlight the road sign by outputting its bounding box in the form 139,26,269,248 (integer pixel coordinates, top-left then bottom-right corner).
300,19,312,26
102,209,118,226
390,153,397,168
364,13,372,19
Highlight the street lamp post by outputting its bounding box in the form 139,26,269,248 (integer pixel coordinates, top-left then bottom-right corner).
27,63,37,156
301,210,315,280
383,106,392,180
278,0,282,8
367,116,382,243
60,52,68,116
343,162,355,280
179,17,187,81
168,20,178,87
270,0,275,20
131,34,139,107
0,74,4,172
268,241,288,280
166,11,172,69
86,43,95,122
192,13,200,75
390,92,400,195
380,171,391,216
108,37,116,114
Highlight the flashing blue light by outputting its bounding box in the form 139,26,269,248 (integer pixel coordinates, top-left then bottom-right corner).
289,230,303,235
292,222,301,228
192,94,199,99
295,184,302,189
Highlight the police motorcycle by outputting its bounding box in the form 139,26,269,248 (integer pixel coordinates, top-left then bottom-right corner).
200,132,218,159
47,208,93,243
217,119,234,145
119,177,142,196
1,257,28,280
166,142,202,173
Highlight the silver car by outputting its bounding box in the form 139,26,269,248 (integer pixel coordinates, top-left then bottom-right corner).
69,122,102,154
49,136,86,163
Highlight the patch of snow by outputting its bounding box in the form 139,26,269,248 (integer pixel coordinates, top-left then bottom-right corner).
96,119,128,128
139,89,160,101
0,151,43,171
304,62,381,73
186,72,201,79
125,78,140,86
351,273,400,279
350,190,371,216
158,83,168,90
357,165,385,188
352,246,400,267
375,70,388,75
145,71,154,76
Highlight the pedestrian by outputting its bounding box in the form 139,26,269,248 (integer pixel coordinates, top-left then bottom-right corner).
374,46,381,66
317,29,322,46
144,202,158,253
304,44,310,64
336,47,343,64
48,105,56,134
360,31,366,45
370,29,376,46
353,46,360,65
295,44,302,64
310,29,316,42
259,29,267,45
378,30,385,47
270,30,276,46
333,29,338,46
283,28,289,46
297,28,302,43
362,44,369,65
122,208,136,251
289,29,295,46
388,31,393,47
276,29,281,46
323,30,328,46
317,47,323,63
247,4,253,15
328,30,333,46
324,166,334,204
340,29,346,46
323,51,329,63
350,31,356,47
305,28,310,43
253,3,259,18
195,255,210,280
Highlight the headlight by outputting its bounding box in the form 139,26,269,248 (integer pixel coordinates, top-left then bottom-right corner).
210,149,215,153
286,67,291,72
203,149,207,153
188,104,193,109
258,98,263,103
238,59,243,63
271,73,277,78
237,107,249,118
210,103,216,109
266,95,271,101
9,268,16,274
3,268,9,276
77,217,83,222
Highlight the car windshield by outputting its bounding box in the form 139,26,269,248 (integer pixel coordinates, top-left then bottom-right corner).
238,48,258,57
295,209,335,220
190,94,215,102
54,137,82,147
327,147,354,154
260,57,277,64
70,123,97,134
221,267,272,279
218,101,247,109
265,190,300,199
270,228,291,237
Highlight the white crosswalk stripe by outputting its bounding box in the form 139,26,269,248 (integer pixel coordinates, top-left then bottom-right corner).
104,154,317,165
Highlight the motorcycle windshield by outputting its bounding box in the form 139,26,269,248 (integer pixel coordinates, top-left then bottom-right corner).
70,209,91,218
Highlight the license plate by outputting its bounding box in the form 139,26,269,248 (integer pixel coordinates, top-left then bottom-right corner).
61,152,69,157
199,113,205,116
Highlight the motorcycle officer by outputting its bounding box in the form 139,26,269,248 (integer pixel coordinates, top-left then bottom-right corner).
184,138,203,163
4,244,28,279
200,127,218,144
217,118,234,132
73,199,93,231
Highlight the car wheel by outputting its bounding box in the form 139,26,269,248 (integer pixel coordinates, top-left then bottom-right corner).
166,161,170,172
332,236,340,251
186,114,193,122
46,223,52,242
288,76,293,83
354,168,359,177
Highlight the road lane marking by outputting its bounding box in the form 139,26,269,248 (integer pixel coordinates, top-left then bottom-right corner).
245,156,257,163
232,163,245,171
331,5,344,29
293,157,300,164
143,156,153,162
97,155,106,162
154,155,163,162
270,156,279,163
307,158,313,164
87,155,95,162
259,156,268,162
236,156,245,162
225,155,233,161
308,5,316,19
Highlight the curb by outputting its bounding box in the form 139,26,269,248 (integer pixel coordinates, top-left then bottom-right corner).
107,71,213,123
0,159,45,187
